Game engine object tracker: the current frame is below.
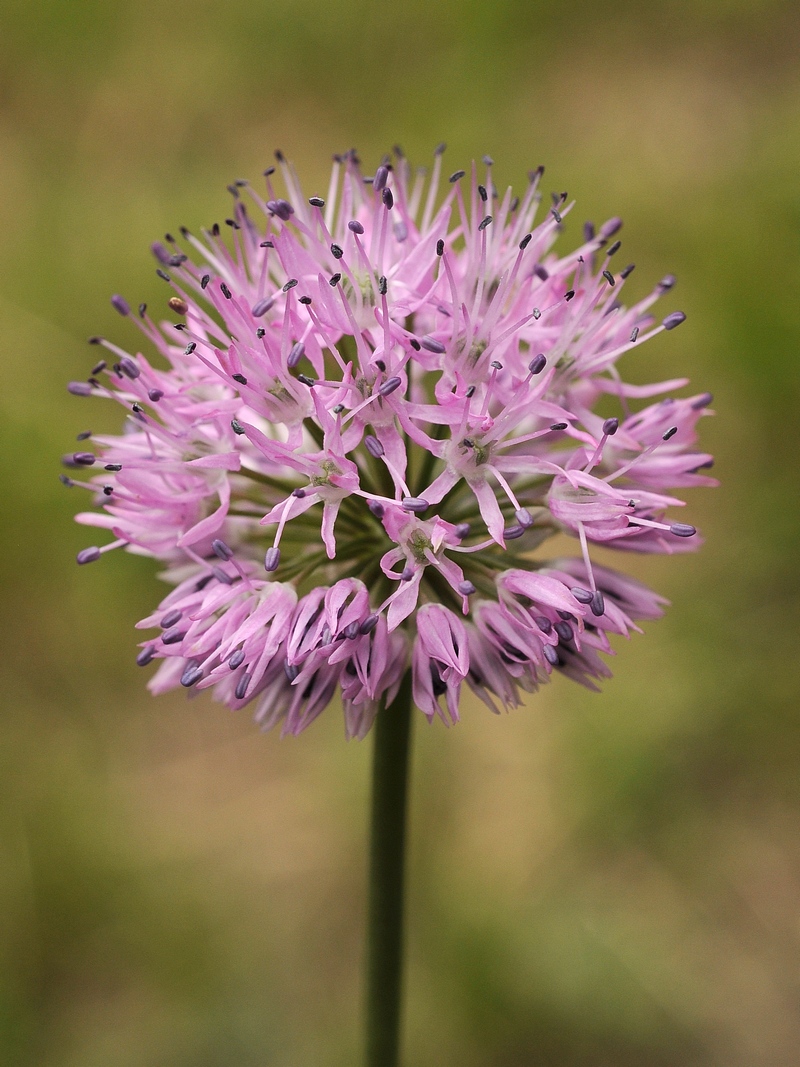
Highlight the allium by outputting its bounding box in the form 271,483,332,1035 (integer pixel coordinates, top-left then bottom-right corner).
65,147,716,737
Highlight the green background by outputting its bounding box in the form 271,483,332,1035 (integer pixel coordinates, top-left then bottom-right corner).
2,1,799,1063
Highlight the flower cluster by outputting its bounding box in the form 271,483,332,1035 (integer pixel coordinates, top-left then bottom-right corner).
64,147,716,738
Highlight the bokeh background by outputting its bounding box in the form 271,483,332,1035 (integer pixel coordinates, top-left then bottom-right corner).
2,0,799,1064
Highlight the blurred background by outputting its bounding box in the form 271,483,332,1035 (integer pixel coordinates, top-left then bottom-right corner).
1,0,799,1063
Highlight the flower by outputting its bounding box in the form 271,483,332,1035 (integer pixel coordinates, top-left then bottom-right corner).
64,147,716,737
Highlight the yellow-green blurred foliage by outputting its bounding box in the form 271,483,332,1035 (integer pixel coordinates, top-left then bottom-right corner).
1,1,799,1063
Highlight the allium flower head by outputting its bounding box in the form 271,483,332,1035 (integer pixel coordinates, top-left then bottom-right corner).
65,147,716,737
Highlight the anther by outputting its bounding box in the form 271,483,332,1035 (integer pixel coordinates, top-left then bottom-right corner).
91,360,107,374
185,342,196,354
465,385,476,398
555,621,573,643
379,276,387,295
104,463,122,471
256,329,265,338
160,609,183,628
564,290,575,302
76,546,101,564
602,270,615,287
161,627,186,645
490,360,502,370
282,279,298,292
365,435,384,458
309,196,325,208
607,240,621,257
670,523,696,537
201,275,210,289
252,298,273,317
168,296,189,315
228,650,246,669
514,508,534,528
111,294,130,316
382,188,394,209
232,373,247,385
571,587,594,604
504,525,525,540
59,474,73,487
331,244,344,259
73,452,96,465
360,614,379,635
529,353,547,374
454,523,471,539
535,615,552,633
691,392,713,409
348,220,365,234
549,422,568,431
212,539,233,560
292,487,306,498
519,233,532,250
436,239,445,256
458,581,476,596
421,336,446,354
602,417,619,436
220,282,232,299
409,339,421,351
368,500,385,519
136,647,155,667
68,381,93,396
401,497,429,513
333,404,345,415
449,170,465,183
543,644,560,666
235,673,251,700
591,590,605,617
379,377,402,397
288,342,305,368
658,274,676,291
373,166,389,192
231,418,245,435
534,265,549,280
663,426,678,441
297,373,316,387
156,269,170,282
329,273,341,286
478,215,493,231
264,547,281,571
119,356,140,379
662,311,686,330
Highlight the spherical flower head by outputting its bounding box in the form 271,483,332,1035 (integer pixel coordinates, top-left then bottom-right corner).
65,147,716,736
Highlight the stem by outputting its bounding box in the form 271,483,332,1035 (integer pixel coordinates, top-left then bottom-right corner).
366,670,414,1067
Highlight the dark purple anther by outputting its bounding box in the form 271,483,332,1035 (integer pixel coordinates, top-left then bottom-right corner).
181,664,203,688
603,269,616,287
162,627,186,645
478,215,493,231
691,392,713,409
555,621,573,643
211,566,234,585
297,373,315,387
373,166,389,192
478,184,488,202
583,221,595,241
621,263,635,279
454,523,471,539
458,581,476,596
401,497,429,513
549,422,568,431
603,417,619,436
378,376,402,397
282,279,298,292
490,360,502,370
160,609,183,628
663,311,686,330
663,426,678,441
365,435,385,458
73,452,96,466
111,294,131,316
284,663,299,683
148,389,164,402
252,298,273,317
231,419,245,435
591,590,605,616
421,336,446,354
449,169,465,183
543,644,560,666
670,522,697,537
360,614,379,635
309,196,325,208
368,500,385,519
533,265,549,281
292,487,306,498
343,621,361,640
381,188,394,209
228,649,246,669
519,233,532,250
400,567,414,581
151,241,172,264
599,217,622,239
119,356,140,380
529,353,546,374
505,524,525,540
534,615,552,634
267,199,294,221
436,239,445,256
348,220,365,234
658,274,676,291
264,547,281,572
515,508,534,528
394,220,408,242
288,342,305,368
235,672,251,700
68,381,93,396
571,587,594,604
232,373,247,385
76,546,101,565
136,646,155,667
212,538,233,561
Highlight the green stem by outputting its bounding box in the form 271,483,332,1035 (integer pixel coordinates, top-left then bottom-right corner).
366,671,414,1067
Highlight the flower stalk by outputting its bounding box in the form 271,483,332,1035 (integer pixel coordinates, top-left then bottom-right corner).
366,670,414,1067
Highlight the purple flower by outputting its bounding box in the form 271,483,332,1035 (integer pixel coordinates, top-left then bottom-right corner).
65,148,716,734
